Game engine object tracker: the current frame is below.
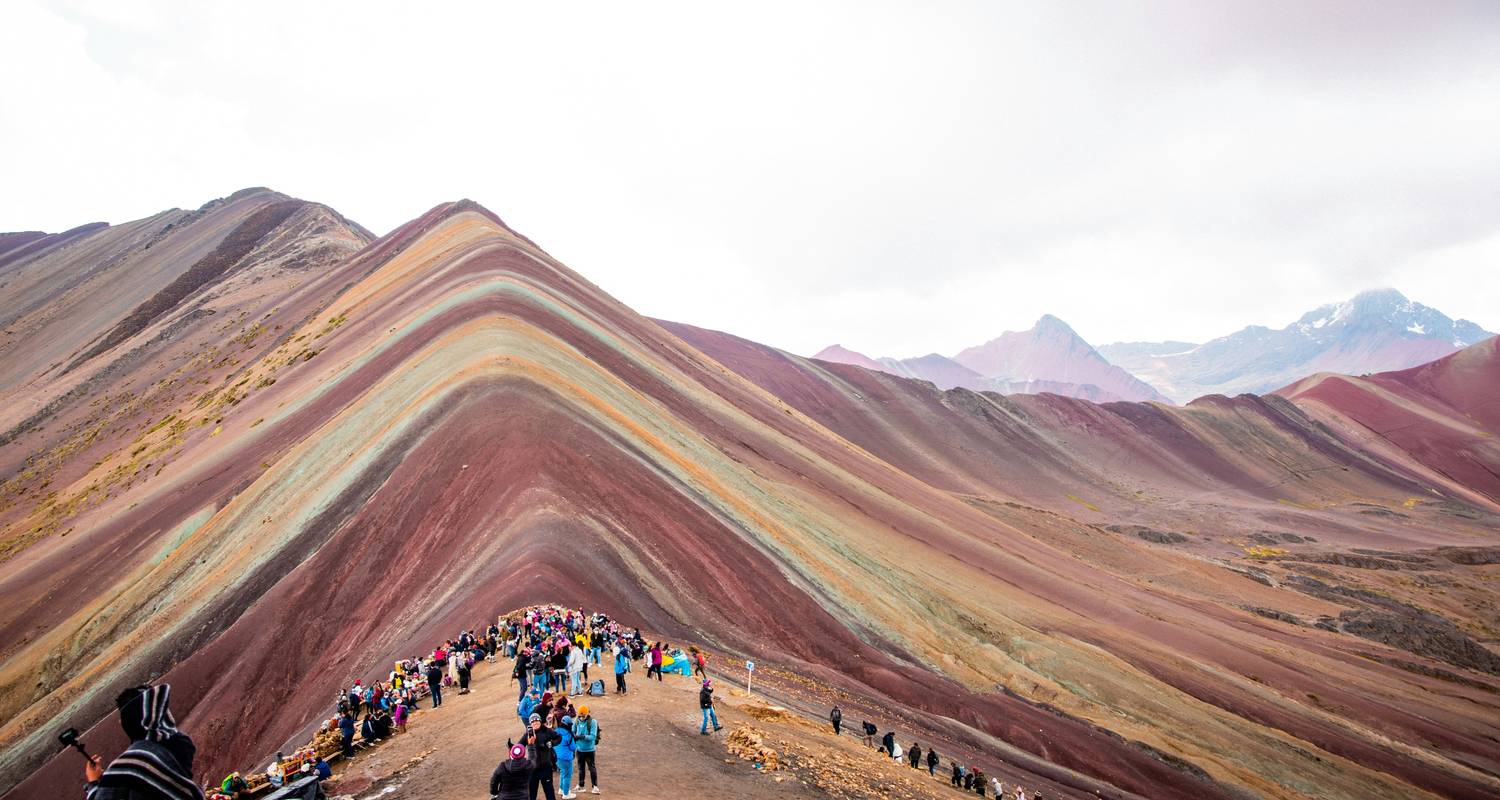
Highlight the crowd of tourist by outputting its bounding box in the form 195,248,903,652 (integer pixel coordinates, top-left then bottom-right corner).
79,602,1036,800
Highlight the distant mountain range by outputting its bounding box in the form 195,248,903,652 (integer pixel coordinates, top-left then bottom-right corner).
1100,289,1494,402
815,315,1168,403
815,289,1493,406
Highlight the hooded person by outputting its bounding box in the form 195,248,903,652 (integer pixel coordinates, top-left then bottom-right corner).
84,684,205,800
879,730,895,756
554,716,576,798
491,743,535,800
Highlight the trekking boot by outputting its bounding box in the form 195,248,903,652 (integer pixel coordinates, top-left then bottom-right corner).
591,787,600,794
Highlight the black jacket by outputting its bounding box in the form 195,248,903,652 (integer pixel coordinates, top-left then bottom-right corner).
520,725,562,769
425,664,442,687
699,686,714,709
490,755,534,799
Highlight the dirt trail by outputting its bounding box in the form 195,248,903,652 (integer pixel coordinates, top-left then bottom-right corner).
323,655,1025,800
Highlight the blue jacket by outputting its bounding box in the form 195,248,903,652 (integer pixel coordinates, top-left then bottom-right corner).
614,652,630,675
571,717,598,752
554,726,575,761
518,695,538,721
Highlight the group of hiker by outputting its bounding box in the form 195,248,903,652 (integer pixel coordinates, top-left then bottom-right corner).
492,604,718,800
832,705,1043,800
76,601,1044,800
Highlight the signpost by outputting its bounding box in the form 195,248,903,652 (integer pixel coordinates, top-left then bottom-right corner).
745,660,756,695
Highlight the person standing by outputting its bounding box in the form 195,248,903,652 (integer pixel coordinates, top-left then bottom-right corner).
392,699,408,735
339,710,356,758
521,713,561,800
829,705,842,736
425,659,444,708
613,645,629,694
458,653,472,695
646,644,663,682
879,730,895,757
491,743,535,800
82,684,203,800
571,706,599,795
514,649,532,701
555,716,577,798
909,743,921,769
567,644,585,696
698,679,722,735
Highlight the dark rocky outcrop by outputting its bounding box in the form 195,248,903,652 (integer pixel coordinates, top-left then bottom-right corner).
1105,524,1189,544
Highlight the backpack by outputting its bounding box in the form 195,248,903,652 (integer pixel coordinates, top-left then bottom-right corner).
588,679,605,696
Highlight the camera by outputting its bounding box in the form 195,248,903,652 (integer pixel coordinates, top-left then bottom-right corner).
58,727,88,757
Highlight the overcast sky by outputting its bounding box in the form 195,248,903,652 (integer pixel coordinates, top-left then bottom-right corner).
4,1,1497,356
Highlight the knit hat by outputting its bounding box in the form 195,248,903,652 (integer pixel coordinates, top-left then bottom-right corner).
529,713,542,723
577,705,589,715
510,744,526,760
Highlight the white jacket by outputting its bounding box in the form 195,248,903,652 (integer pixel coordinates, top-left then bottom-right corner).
567,647,585,674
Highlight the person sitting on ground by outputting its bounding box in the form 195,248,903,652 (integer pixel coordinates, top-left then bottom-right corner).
491,743,535,800
219,772,248,799
83,684,204,800
371,707,393,739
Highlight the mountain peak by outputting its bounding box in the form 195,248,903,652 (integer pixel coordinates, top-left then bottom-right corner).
1033,313,1078,335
